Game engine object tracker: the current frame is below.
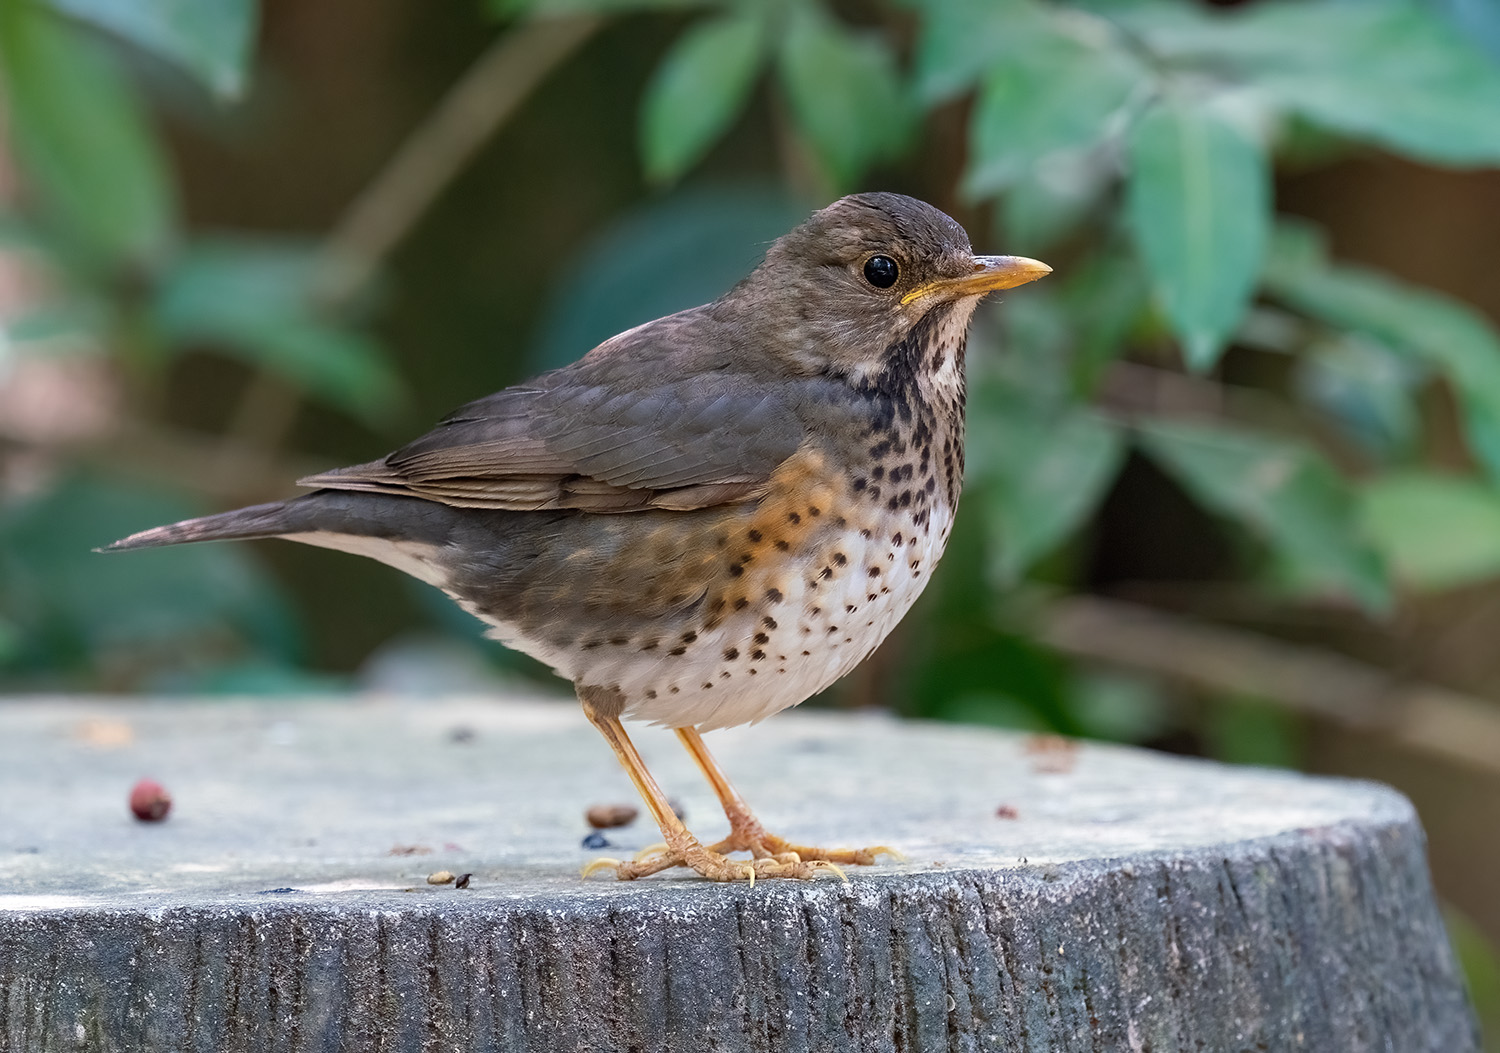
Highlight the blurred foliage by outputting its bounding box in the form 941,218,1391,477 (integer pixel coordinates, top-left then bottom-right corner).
2,0,1499,723
5,0,1500,1018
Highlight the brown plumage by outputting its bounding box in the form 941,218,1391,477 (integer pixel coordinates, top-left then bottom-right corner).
104,193,1050,881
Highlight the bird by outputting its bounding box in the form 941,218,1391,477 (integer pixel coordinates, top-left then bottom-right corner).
104,193,1050,882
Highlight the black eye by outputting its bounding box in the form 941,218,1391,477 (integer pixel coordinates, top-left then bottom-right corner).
863,255,899,289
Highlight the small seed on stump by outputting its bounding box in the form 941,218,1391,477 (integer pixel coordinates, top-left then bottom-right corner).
585,803,639,829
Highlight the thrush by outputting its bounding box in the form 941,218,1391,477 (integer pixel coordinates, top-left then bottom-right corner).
105,193,1050,882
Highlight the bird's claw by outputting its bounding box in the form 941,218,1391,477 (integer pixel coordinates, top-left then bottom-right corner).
581,856,626,880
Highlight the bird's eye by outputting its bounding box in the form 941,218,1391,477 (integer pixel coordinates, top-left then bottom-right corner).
863,255,899,289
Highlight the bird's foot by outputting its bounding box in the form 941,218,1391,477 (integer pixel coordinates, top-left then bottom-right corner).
583,833,847,883
710,811,904,868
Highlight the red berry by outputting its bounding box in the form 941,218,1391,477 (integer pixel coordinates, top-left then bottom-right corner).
129,779,172,822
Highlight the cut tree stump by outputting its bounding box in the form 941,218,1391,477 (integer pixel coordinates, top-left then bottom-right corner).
0,695,1478,1052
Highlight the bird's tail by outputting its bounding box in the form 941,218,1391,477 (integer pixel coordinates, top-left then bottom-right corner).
98,499,324,552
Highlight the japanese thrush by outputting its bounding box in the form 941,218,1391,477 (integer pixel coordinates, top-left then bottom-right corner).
105,193,1050,882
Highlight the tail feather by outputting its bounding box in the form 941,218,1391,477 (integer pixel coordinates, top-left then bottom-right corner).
99,500,312,552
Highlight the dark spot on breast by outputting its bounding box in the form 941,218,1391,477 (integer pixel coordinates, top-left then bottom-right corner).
773,539,790,551
669,686,680,694
924,477,937,494
802,650,811,656
819,567,832,580
610,637,629,646
762,616,778,629
680,631,697,643
868,566,882,577
728,564,744,577
765,588,783,603
747,529,763,542
872,465,885,481
788,511,802,524
832,552,847,566
853,478,867,492
733,597,749,610
703,682,714,690
808,506,821,517
645,689,657,699
754,632,770,645
582,641,601,650
892,532,902,546
810,606,821,615
724,648,739,660
668,646,686,656
870,440,891,459
751,650,766,661
845,604,857,613
827,626,840,633
833,515,847,528
861,529,872,538
641,640,659,652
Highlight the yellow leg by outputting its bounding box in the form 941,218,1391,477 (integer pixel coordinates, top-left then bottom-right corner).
675,727,902,868
578,700,841,882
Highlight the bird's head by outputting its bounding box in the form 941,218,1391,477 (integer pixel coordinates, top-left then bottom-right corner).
730,192,1051,381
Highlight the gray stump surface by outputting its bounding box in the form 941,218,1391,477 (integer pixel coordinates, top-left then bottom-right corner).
0,694,1477,1052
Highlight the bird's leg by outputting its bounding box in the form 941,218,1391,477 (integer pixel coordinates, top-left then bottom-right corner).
674,727,901,867
576,689,837,882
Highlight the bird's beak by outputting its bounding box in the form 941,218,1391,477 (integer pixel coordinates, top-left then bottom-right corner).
901,255,1052,306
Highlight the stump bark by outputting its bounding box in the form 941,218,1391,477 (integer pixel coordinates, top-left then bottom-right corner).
0,695,1478,1052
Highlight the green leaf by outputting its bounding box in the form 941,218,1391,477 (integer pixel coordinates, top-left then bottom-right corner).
153,240,404,422
1125,97,1270,370
1265,222,1500,480
1057,247,1149,391
911,0,1049,103
45,0,256,99
640,9,765,183
971,390,1125,583
776,6,912,187
999,153,1109,254
1259,7,1500,166
1136,2,1500,166
0,5,173,263
965,15,1144,196
1360,473,1500,590
1137,419,1388,610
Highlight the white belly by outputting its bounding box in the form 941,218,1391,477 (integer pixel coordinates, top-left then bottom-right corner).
537,501,956,731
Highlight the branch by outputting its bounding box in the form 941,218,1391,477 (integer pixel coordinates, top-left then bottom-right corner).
220,15,604,464
1033,594,1500,778
313,15,603,307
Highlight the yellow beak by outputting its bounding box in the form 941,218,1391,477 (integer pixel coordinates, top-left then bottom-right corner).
901,255,1052,305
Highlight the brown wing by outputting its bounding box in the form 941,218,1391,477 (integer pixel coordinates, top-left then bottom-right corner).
298,326,806,513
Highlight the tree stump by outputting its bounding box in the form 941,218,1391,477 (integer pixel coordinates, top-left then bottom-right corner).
0,695,1478,1051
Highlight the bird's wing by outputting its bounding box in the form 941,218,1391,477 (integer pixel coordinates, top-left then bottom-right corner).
298,365,807,513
